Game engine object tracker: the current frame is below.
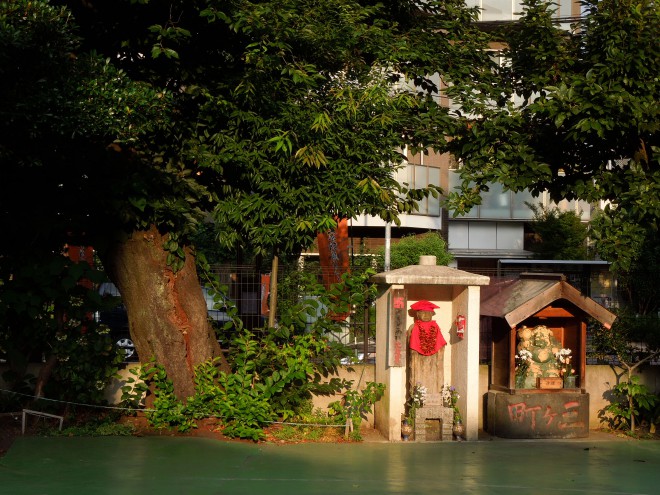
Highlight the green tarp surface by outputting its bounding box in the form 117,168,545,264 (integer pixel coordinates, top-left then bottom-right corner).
1,436,659,494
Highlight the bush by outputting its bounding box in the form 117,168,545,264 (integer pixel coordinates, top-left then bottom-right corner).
527,204,590,260
121,329,351,441
600,375,659,432
120,269,380,440
375,232,452,270
329,381,386,431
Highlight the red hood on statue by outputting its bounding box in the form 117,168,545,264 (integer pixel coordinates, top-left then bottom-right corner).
409,300,446,355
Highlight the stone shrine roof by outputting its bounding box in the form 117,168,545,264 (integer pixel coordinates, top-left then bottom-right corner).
370,264,490,286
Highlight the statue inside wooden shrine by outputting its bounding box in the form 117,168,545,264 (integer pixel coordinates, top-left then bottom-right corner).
516,325,561,389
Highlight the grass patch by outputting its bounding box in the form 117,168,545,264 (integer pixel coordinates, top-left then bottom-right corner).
42,415,136,437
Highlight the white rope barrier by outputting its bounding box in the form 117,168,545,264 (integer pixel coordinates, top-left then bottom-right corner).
0,388,154,412
0,388,349,429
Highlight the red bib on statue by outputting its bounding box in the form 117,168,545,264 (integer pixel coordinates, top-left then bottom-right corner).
410,320,446,356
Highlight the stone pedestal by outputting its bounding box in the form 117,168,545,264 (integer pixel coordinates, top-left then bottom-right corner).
486,390,589,438
414,396,454,441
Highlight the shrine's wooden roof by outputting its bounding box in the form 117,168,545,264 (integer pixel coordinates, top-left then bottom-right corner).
480,273,616,329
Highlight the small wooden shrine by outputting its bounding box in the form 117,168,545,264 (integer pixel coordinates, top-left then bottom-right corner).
482,273,616,438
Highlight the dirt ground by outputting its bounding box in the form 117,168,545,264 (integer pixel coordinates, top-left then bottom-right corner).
0,411,386,458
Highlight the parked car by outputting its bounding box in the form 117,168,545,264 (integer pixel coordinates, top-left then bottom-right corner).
96,283,232,362
340,338,376,364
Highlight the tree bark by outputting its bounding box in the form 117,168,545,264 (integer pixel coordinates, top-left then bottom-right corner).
102,225,228,401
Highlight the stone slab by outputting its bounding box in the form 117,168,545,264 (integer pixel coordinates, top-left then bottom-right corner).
486,390,589,438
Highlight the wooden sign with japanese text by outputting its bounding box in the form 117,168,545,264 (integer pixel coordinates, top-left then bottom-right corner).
388,287,407,367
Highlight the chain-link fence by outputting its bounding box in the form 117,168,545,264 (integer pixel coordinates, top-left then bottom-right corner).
209,262,655,367
207,261,376,363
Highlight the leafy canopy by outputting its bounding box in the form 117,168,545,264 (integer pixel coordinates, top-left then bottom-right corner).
445,0,660,272
46,0,493,258
1,0,494,400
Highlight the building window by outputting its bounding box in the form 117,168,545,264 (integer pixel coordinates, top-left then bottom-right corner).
448,171,535,220
404,154,441,217
469,0,576,22
448,171,591,221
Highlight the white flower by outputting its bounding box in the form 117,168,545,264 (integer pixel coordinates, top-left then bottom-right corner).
69,296,84,307
411,384,427,408
555,348,572,364
97,324,111,335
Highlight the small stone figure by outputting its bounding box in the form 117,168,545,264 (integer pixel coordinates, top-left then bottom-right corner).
407,300,447,401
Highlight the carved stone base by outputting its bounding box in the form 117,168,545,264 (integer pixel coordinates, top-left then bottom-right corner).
486,390,589,438
414,405,454,441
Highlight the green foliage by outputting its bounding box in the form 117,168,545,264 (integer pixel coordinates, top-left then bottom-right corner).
3,0,493,262
329,381,386,430
348,430,363,442
120,365,149,413
294,400,343,426
611,229,660,315
191,223,247,266
122,360,196,432
121,329,346,440
140,360,197,433
45,325,124,405
0,252,122,404
118,264,375,440
590,311,660,368
226,328,349,421
270,401,344,442
213,367,276,441
2,0,496,399
275,268,377,341
446,0,660,272
47,418,136,437
526,204,590,260
601,376,659,432
590,311,660,433
1,0,177,244
376,232,453,270
271,425,300,441
120,303,357,439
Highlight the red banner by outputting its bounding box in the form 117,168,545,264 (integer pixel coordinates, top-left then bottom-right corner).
317,219,350,321
317,218,350,289
260,274,270,317
66,244,94,288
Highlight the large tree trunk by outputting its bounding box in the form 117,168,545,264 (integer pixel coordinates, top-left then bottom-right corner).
102,225,228,401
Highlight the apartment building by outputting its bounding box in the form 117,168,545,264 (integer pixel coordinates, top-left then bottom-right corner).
344,1,616,301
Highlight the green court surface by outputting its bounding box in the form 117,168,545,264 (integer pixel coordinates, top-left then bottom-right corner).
1,436,659,494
